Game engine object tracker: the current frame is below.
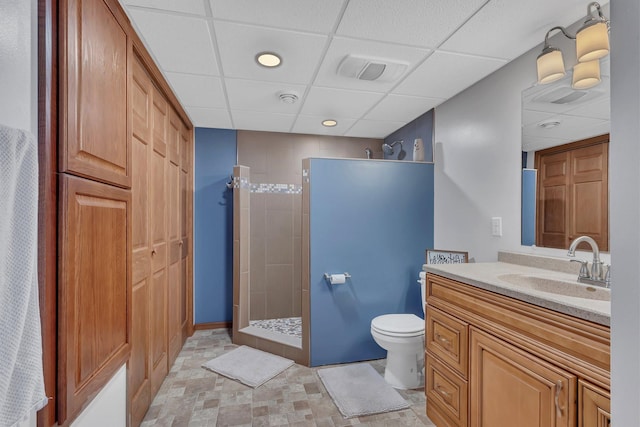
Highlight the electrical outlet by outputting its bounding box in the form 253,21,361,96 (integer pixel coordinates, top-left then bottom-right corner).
491,217,502,237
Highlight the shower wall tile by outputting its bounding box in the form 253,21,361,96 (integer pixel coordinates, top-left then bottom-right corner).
265,193,292,212
266,264,294,319
265,209,293,265
237,141,266,173
293,195,302,237
249,291,266,320
233,239,240,306
293,289,301,317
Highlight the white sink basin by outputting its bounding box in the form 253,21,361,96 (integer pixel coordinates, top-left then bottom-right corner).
497,273,611,301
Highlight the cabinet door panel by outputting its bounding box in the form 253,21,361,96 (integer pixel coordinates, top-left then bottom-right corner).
470,328,576,427
62,0,130,187
58,175,131,423
579,380,610,427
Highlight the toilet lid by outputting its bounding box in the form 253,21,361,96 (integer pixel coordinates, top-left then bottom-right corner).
371,314,424,336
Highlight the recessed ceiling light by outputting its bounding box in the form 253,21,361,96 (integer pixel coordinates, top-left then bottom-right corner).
322,119,337,127
256,52,281,68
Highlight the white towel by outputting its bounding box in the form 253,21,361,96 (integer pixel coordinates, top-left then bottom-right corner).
0,125,48,426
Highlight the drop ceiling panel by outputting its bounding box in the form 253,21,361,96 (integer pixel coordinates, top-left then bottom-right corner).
300,87,385,119
345,119,408,139
314,37,430,92
522,109,555,127
165,72,226,109
336,0,488,48
129,8,218,75
364,94,443,122
123,0,207,16
214,22,328,85
564,96,610,121
523,114,608,140
292,115,357,136
393,51,507,99
440,0,589,59
231,110,296,133
187,107,232,129
522,135,568,152
209,0,347,33
225,79,307,114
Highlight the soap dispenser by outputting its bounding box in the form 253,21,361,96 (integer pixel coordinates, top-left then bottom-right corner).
413,138,424,161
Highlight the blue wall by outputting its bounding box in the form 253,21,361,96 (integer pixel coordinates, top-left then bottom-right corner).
522,168,537,246
384,109,434,161
194,128,236,324
309,159,434,366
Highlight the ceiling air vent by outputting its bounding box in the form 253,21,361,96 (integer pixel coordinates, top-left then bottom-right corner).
337,55,407,83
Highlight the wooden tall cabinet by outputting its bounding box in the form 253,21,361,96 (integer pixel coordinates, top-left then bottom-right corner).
56,0,194,425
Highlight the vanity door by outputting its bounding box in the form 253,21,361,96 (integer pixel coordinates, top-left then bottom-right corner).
469,328,577,427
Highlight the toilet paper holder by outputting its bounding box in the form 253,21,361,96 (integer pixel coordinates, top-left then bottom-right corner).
323,272,351,284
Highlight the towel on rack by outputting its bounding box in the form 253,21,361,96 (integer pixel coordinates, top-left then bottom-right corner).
0,125,48,426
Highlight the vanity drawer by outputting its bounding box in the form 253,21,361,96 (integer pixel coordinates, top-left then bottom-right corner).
427,306,468,377
426,353,468,427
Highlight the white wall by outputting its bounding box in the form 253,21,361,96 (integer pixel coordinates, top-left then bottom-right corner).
434,1,637,423
70,366,127,427
609,0,640,423
433,41,535,262
0,0,37,134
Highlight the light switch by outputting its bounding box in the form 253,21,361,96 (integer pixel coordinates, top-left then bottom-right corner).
491,217,502,237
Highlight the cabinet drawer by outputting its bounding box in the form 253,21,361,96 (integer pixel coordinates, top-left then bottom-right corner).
426,354,468,427
427,306,468,377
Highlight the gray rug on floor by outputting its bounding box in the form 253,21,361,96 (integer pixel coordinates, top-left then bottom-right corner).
202,345,294,387
317,363,410,418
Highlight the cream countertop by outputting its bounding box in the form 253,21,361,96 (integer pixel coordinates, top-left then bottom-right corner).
424,261,610,327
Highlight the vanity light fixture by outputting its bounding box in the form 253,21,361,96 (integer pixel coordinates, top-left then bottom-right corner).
322,119,337,127
536,2,609,88
256,52,282,68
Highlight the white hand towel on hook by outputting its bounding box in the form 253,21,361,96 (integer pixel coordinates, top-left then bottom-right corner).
0,124,48,426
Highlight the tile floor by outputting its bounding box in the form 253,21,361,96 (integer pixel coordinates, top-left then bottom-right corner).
142,329,436,427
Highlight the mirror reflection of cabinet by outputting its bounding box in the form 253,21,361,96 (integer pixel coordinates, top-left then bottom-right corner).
535,135,608,251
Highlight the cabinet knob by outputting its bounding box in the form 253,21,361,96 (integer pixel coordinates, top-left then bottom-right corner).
435,385,452,403
151,249,157,256
179,241,183,246
435,333,452,350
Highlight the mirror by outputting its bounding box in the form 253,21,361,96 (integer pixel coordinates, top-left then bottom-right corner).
521,58,610,250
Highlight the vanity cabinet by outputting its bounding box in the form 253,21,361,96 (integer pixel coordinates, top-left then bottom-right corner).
425,273,610,427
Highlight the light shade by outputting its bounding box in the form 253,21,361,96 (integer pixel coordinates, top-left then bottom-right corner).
572,59,601,89
537,48,566,84
576,21,609,62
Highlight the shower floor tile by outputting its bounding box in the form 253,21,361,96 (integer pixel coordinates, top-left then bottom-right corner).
250,316,302,339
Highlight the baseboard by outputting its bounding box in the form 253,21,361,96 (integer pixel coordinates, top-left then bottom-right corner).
194,321,232,330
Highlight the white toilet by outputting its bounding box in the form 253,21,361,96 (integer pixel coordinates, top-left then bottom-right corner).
370,272,426,389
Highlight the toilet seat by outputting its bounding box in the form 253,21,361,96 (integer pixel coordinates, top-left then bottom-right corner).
371,314,424,337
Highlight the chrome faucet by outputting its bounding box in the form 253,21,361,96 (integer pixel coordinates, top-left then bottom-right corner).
567,236,610,288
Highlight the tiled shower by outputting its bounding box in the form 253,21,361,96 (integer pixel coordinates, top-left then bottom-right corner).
232,131,381,362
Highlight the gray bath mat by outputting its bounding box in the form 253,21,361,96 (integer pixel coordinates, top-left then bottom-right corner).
202,345,294,387
317,363,410,418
